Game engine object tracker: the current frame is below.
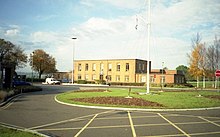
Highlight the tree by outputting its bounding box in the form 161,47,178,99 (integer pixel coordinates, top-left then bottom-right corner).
206,36,220,88
176,65,192,81
188,33,207,88
0,39,27,89
30,49,57,79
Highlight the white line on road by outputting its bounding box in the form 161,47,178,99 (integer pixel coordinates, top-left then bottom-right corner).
199,116,220,127
158,113,190,137
128,111,137,137
74,114,98,137
28,110,114,130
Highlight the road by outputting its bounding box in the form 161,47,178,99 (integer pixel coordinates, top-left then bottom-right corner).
0,84,220,137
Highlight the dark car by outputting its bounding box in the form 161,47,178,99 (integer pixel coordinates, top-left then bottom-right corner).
13,80,31,87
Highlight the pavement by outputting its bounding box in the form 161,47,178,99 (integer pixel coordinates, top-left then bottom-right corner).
0,84,220,137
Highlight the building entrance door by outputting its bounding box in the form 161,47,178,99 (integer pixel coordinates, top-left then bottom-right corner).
100,75,103,81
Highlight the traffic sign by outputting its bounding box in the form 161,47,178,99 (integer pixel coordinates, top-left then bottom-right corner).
216,70,220,77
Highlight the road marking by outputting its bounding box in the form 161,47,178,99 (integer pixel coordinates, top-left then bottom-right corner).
199,116,220,127
96,115,160,120
140,133,185,137
74,114,98,137
158,113,190,137
128,111,137,137
0,121,25,129
189,131,220,136
28,110,114,130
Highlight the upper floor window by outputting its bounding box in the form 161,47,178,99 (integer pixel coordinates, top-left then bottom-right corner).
142,63,145,71
126,63,129,71
108,63,112,71
85,63,89,71
117,63,120,71
100,63,104,71
78,64,82,71
92,63,96,71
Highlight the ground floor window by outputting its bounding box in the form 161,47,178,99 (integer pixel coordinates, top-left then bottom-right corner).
150,76,155,83
78,74,81,80
125,75,129,82
116,75,120,82
160,76,165,83
92,74,96,80
106,75,112,81
85,74,89,80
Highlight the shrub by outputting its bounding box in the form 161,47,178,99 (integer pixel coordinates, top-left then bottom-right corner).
110,82,145,86
77,80,87,84
94,80,106,84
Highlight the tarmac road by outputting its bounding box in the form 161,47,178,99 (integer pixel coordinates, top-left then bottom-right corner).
0,84,220,137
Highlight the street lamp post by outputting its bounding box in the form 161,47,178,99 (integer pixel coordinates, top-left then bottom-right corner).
72,37,77,84
161,62,164,92
31,52,34,85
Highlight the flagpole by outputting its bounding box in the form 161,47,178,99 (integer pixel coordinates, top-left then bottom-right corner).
146,0,151,94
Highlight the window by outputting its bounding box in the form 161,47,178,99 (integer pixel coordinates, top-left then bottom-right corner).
108,63,112,71
85,74,89,80
139,63,141,70
160,76,165,83
92,74,96,80
141,76,146,82
125,75,129,82
116,75,120,81
150,76,155,83
92,63,96,71
78,74,81,80
107,75,112,81
78,64,82,71
126,63,129,71
85,64,89,71
100,63,104,71
142,63,145,71
117,63,120,71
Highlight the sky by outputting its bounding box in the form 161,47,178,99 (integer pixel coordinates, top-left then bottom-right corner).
0,0,220,72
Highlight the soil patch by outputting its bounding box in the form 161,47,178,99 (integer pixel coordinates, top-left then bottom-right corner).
72,96,164,107
205,95,220,100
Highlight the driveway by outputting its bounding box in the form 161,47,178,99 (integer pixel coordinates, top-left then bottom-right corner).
0,85,220,137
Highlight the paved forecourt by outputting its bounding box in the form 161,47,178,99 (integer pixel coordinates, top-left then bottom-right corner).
29,109,220,137
0,85,220,137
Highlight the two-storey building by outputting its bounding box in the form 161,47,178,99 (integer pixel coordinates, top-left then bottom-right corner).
74,59,151,83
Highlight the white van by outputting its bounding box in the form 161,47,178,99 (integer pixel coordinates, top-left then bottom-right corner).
45,78,60,85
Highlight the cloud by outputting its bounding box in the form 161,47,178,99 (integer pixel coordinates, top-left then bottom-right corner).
4,25,20,36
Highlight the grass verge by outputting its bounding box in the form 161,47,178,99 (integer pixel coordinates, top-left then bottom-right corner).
56,88,220,109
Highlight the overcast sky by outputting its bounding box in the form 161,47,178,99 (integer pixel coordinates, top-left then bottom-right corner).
0,0,220,72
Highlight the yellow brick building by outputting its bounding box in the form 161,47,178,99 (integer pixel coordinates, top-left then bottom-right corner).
74,59,151,83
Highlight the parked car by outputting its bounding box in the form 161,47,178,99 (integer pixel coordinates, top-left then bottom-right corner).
45,78,60,85
13,80,31,87
61,78,70,83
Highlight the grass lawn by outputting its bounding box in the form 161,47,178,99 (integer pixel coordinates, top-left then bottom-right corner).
0,125,41,137
56,88,220,109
